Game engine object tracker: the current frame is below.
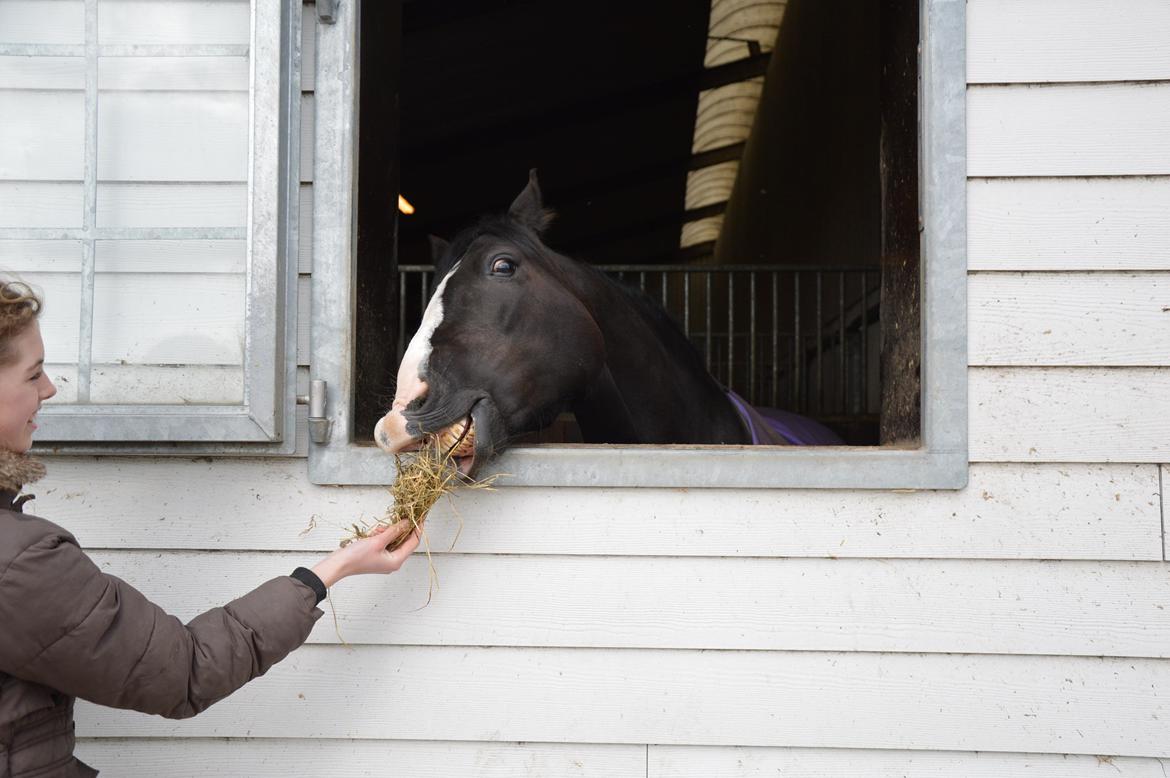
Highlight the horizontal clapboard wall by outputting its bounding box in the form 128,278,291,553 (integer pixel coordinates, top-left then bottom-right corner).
966,0,1170,84
35,459,1162,560
968,273,1170,366
651,746,1170,777
75,739,646,778
967,177,1170,271
968,83,1170,177
70,741,1170,778
969,368,1170,462
76,646,1170,757
86,550,1170,657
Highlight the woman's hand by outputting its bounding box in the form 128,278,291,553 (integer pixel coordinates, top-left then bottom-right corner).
310,523,421,588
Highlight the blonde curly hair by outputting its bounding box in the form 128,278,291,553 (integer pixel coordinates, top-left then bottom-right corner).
0,277,43,367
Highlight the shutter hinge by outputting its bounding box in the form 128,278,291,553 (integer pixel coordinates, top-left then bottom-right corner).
317,0,339,24
298,379,333,444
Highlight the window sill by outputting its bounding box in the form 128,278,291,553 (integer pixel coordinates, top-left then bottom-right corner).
310,442,968,490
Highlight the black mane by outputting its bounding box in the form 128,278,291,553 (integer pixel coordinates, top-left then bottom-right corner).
573,260,722,391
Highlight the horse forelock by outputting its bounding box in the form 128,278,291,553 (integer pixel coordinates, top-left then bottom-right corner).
440,213,561,275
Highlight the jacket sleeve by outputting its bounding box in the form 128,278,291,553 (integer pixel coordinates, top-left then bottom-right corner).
0,526,323,719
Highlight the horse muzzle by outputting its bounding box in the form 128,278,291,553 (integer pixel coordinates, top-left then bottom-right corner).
374,407,480,476
373,406,417,455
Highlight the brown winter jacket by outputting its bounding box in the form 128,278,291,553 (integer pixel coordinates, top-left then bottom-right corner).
0,452,324,777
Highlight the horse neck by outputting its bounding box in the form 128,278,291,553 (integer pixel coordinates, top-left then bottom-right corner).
562,264,749,445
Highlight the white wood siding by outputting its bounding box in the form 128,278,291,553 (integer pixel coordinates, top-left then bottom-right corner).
968,83,1170,177
970,368,1170,462
86,550,1170,657
967,0,1170,84
651,747,1170,777
42,458,1160,561
968,178,1170,271
75,740,645,778
71,741,1170,778
969,273,1170,366
74,647,1170,756
24,0,1170,775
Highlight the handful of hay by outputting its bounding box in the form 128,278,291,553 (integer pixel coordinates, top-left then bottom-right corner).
339,441,496,551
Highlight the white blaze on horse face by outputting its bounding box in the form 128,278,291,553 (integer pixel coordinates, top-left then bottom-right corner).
374,262,461,453
401,260,461,401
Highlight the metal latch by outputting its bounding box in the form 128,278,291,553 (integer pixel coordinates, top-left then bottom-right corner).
317,0,339,24
297,379,333,444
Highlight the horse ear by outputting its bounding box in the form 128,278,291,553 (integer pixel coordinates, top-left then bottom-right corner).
508,168,555,234
428,234,451,264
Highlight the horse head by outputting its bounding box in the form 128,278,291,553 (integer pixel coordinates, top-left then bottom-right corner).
374,170,608,476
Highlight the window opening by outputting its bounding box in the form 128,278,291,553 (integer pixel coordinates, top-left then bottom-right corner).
355,0,919,449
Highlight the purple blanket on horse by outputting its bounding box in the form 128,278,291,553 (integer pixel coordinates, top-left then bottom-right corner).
727,391,844,446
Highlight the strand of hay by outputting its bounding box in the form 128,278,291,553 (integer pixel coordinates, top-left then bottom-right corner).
339,443,498,552
309,444,500,642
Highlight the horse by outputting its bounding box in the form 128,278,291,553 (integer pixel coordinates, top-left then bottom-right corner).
374,171,842,476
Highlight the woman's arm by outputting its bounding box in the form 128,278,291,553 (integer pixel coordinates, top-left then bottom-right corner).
0,519,417,719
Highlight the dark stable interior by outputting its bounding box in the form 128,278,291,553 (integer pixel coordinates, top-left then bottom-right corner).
354,0,919,447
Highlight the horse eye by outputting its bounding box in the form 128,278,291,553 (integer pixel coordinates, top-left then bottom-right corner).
490,256,516,276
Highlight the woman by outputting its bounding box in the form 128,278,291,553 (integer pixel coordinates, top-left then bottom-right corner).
0,279,419,777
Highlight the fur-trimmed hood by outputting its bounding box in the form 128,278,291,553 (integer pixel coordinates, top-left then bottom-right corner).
0,448,45,496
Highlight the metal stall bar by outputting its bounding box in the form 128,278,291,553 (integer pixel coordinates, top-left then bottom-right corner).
727,273,735,392
815,272,823,414
771,271,778,407
749,271,757,404
792,272,801,412
397,275,407,362
838,271,846,412
861,271,869,413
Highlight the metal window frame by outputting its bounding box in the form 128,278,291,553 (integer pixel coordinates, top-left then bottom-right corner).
9,0,303,451
309,0,967,489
